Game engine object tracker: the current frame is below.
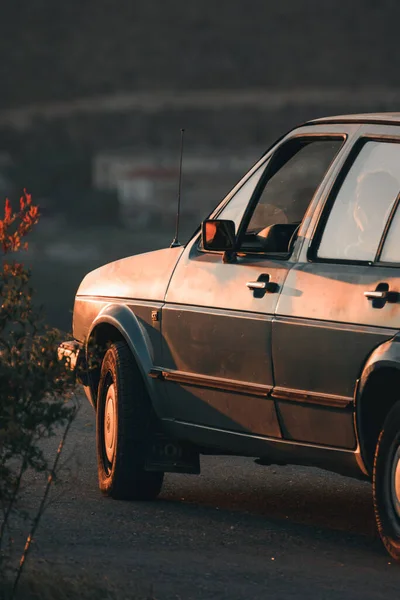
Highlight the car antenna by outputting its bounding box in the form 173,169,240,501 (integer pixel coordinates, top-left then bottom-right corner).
170,128,185,248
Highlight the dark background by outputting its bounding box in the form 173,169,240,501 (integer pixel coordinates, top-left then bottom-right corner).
1,1,399,105
1,0,400,330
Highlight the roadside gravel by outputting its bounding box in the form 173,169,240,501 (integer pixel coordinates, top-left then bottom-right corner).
14,398,400,600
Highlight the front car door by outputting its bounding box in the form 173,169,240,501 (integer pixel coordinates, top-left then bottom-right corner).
274,124,400,450
157,127,346,443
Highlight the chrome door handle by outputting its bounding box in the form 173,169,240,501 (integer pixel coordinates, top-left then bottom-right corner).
364,290,389,300
246,281,268,290
246,275,278,294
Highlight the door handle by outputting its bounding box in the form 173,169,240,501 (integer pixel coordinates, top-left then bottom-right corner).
364,290,389,300
246,281,268,290
246,274,278,294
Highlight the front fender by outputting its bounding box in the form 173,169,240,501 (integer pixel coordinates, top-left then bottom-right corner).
87,303,163,415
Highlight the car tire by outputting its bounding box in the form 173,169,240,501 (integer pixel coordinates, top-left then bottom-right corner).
96,341,164,500
373,400,400,561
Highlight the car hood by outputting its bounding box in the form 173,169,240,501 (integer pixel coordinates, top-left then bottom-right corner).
76,246,184,301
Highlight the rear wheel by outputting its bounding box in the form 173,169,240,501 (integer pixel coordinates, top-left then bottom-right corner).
96,341,163,500
373,400,400,561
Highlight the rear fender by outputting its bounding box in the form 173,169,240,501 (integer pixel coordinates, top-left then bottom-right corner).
356,334,400,471
357,335,400,397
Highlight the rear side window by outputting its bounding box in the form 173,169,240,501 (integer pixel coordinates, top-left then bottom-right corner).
317,141,400,262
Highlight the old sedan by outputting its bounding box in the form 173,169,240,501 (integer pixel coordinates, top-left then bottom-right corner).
61,113,400,561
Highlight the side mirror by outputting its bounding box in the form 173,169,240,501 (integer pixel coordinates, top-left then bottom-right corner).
201,219,236,251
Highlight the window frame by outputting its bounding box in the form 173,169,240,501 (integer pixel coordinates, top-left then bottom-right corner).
198,133,346,259
309,136,400,267
375,193,400,267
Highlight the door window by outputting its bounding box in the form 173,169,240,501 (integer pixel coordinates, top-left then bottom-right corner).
317,141,400,262
215,162,265,231
217,137,343,254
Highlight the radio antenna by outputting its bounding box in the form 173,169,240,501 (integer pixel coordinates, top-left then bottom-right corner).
170,128,185,248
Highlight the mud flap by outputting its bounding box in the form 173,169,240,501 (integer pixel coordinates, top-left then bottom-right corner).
145,434,200,474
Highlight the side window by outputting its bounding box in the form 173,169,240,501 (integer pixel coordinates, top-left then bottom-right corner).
238,138,343,254
216,162,265,230
317,141,400,262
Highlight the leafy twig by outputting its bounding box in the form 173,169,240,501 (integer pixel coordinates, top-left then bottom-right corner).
11,405,77,599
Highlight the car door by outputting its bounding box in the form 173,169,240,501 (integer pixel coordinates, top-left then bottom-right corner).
157,129,346,439
274,125,400,449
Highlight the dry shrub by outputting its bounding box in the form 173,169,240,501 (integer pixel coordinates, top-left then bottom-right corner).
0,192,78,598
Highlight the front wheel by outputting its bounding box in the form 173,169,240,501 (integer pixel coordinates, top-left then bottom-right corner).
96,341,163,500
373,400,400,561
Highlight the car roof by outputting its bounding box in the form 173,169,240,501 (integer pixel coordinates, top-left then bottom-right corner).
307,113,400,126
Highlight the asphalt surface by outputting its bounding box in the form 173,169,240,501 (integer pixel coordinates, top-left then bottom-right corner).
18,397,400,600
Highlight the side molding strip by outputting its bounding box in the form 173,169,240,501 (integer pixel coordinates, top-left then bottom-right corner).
149,367,353,408
272,386,353,408
149,367,272,398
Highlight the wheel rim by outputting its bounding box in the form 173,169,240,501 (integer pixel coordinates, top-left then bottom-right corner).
390,446,400,520
103,382,116,467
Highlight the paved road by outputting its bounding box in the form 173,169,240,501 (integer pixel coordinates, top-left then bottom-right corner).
20,398,400,599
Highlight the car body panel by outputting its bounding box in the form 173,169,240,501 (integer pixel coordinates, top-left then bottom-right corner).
273,123,400,449
65,114,400,481
73,300,170,415
274,264,399,397
72,247,184,416
308,113,400,126
358,334,400,386
160,234,292,437
74,246,184,302
161,419,367,479
159,125,356,442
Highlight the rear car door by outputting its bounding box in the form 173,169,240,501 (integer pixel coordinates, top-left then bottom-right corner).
158,128,346,438
274,125,400,449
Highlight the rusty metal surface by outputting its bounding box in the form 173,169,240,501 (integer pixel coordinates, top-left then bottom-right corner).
162,237,293,436
273,263,399,399
75,245,184,301
70,117,400,482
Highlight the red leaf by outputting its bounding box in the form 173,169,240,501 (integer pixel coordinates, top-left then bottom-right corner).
24,189,32,205
5,198,12,221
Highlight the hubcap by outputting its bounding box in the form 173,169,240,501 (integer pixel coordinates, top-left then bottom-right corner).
104,383,116,464
391,447,400,519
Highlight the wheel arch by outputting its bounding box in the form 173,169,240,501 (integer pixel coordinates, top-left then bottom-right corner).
356,337,400,475
85,303,159,412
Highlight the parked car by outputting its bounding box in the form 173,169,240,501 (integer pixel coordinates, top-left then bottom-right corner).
60,113,400,561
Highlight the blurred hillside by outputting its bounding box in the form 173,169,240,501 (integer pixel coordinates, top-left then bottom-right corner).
2,0,400,212
1,1,400,107
1,0,400,329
